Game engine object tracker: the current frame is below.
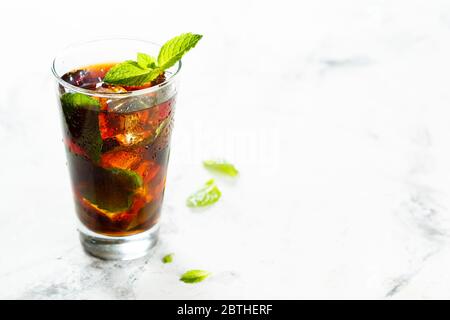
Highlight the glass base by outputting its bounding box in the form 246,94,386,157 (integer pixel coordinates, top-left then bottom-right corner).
79,224,160,260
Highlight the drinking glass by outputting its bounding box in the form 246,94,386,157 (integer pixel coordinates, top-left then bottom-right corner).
52,39,179,260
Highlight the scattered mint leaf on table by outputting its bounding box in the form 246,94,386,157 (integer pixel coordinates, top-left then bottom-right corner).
203,159,239,177
180,270,211,283
162,253,174,264
186,179,221,207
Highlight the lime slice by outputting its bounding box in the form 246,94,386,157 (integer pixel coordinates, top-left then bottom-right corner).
80,166,143,212
60,93,102,162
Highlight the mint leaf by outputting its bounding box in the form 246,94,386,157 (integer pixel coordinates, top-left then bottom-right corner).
137,52,157,69
80,166,143,212
103,33,202,86
180,270,211,284
158,33,203,70
61,92,100,110
203,160,239,177
162,253,174,264
186,179,221,207
60,93,102,162
103,61,159,86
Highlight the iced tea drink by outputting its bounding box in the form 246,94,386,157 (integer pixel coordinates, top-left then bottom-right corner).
52,36,200,259
59,63,175,237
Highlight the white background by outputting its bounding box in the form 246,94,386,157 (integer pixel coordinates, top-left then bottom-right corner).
2,0,450,299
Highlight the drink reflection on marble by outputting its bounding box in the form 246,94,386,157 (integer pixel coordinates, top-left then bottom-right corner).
52,39,179,260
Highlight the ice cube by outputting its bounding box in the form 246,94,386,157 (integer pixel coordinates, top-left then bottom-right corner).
125,197,162,231
61,69,102,90
107,95,155,113
143,117,173,162
97,95,175,153
96,85,128,94
135,160,160,184
100,148,159,184
99,107,155,147
102,112,154,146
61,69,89,87
100,149,143,170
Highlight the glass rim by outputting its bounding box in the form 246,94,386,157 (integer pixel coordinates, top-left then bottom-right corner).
51,37,181,98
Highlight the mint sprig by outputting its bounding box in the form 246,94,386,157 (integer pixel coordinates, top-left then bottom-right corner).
104,33,202,86
103,60,160,86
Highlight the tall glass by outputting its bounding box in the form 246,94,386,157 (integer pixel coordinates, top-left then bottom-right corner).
52,39,179,260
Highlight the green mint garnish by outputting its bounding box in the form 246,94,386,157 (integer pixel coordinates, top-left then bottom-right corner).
180,270,211,284
186,179,221,207
203,160,239,177
137,52,157,69
157,33,203,70
61,92,100,110
162,253,174,264
60,93,102,162
103,60,160,86
103,33,202,86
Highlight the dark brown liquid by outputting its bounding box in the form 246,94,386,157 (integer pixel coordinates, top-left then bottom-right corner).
59,63,175,236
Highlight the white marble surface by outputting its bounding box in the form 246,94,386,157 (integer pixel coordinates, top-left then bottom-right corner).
2,0,450,299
